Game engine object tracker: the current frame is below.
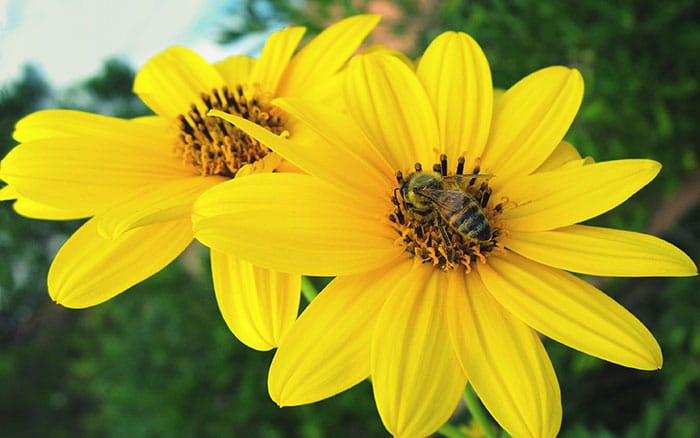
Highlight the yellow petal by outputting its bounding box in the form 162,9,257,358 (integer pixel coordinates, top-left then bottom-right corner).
248,26,305,94
214,55,255,86
4,176,86,219
48,218,192,308
482,67,584,186
478,254,663,369
0,184,17,200
12,110,174,157
416,31,493,164
277,14,380,97
97,176,222,239
193,173,402,276
446,271,561,438
501,159,661,231
534,141,582,173
14,197,90,220
360,44,415,69
269,258,413,405
492,88,505,107
0,136,185,212
344,53,438,170
372,263,467,437
133,46,226,118
211,250,300,351
210,107,394,205
507,225,697,277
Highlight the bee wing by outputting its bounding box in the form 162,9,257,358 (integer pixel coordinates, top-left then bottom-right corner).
415,188,471,210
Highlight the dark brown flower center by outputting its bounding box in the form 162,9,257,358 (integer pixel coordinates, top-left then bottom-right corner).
389,154,507,272
174,85,287,177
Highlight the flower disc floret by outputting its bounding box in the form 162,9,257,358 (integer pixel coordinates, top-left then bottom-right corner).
175,85,288,177
390,154,506,272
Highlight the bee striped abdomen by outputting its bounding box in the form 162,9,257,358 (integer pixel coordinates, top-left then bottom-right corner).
446,199,491,241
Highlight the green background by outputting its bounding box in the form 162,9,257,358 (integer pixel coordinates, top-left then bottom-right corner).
1,1,698,436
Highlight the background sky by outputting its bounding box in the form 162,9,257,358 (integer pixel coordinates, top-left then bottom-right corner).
0,0,267,87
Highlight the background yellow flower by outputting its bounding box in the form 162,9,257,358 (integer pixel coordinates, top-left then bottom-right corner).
0,15,380,351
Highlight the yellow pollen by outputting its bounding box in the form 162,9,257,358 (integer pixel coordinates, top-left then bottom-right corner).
174,85,287,177
389,155,507,272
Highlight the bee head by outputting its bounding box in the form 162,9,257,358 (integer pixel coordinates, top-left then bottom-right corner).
401,172,444,210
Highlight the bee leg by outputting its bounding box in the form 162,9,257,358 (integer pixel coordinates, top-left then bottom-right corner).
436,220,454,263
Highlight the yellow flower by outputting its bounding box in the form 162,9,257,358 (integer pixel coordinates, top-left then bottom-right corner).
193,31,697,437
0,15,380,351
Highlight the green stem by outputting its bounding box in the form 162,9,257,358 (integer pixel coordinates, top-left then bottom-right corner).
300,276,319,303
463,385,497,438
438,422,470,438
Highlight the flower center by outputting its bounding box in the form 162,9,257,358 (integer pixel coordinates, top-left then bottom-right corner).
389,154,507,272
174,85,287,177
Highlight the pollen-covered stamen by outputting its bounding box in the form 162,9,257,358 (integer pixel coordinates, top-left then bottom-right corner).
389,156,507,272
174,85,287,177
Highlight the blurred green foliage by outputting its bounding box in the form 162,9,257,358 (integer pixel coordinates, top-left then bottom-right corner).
1,0,699,436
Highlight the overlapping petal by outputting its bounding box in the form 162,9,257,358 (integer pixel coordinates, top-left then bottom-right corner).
344,53,438,170
500,159,661,231
481,66,584,186
277,14,381,97
0,184,16,201
248,26,305,95
210,106,393,205
534,141,584,173
417,31,493,162
372,263,466,437
211,250,300,351
11,110,175,164
214,55,255,86
97,176,223,239
507,225,697,277
269,258,413,406
133,46,227,119
12,110,171,149
14,197,90,220
446,270,561,438
478,253,662,369
48,218,193,308
0,136,185,213
193,173,402,276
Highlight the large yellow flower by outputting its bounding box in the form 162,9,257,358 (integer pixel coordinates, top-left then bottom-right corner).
0,15,380,351
193,32,697,436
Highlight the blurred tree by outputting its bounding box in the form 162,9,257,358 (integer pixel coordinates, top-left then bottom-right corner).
0,65,87,437
0,64,50,153
58,58,149,118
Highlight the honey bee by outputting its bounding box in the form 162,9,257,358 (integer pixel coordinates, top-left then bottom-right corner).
398,166,493,244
